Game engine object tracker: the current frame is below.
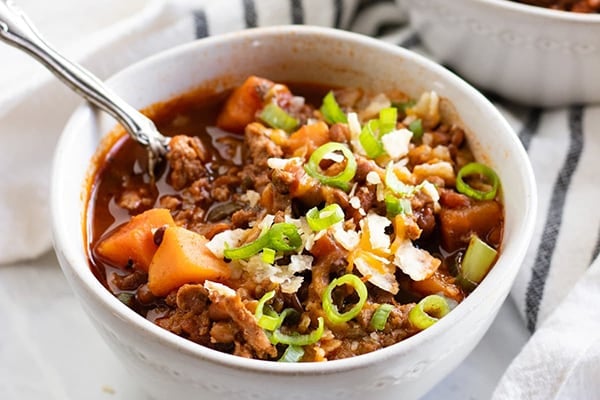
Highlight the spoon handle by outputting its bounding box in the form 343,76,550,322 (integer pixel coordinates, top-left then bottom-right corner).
0,0,169,155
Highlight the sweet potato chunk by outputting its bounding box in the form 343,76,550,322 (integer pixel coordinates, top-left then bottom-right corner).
216,76,273,134
411,271,463,302
439,200,503,252
285,121,330,157
95,208,175,271
148,226,231,297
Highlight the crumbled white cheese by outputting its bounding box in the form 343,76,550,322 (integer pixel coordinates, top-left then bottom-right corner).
376,183,385,202
348,182,358,198
242,253,313,294
288,96,305,112
267,157,289,170
284,215,315,252
420,180,440,203
354,253,399,294
366,171,382,185
381,128,413,160
266,157,303,170
393,240,441,281
347,112,367,156
365,213,391,250
204,280,236,297
411,91,440,128
242,190,261,207
349,196,361,210
332,223,360,251
206,229,246,258
289,255,314,273
322,151,345,163
347,112,361,137
259,214,275,231
359,93,392,121
413,161,455,184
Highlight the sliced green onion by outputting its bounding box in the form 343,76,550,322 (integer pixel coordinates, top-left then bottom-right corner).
262,248,276,264
392,99,416,114
304,142,357,191
223,234,268,260
384,194,412,217
306,204,345,231
456,162,500,201
255,290,280,331
224,223,302,260
408,118,423,139
379,107,398,135
408,294,450,330
272,317,325,346
266,223,302,252
322,274,368,324
278,345,305,362
385,162,414,196
320,91,348,124
370,303,394,331
459,234,498,288
359,119,384,159
259,102,299,132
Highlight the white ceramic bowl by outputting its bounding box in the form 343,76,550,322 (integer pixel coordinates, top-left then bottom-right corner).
51,26,536,400
403,0,600,106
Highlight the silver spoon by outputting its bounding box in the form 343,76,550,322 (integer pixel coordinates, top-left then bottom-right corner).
0,0,170,179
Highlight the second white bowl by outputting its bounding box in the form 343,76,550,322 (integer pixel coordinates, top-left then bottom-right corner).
404,0,600,106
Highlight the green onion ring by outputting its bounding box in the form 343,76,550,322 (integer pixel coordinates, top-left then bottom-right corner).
320,91,347,124
271,317,325,346
306,204,345,232
456,162,500,201
266,223,302,252
262,248,276,264
459,234,498,289
278,345,305,362
359,119,384,159
384,194,412,217
259,102,299,132
370,303,395,331
223,234,269,260
255,290,280,331
385,162,414,196
408,118,423,139
223,223,302,260
408,294,450,330
304,142,357,191
379,107,398,135
322,274,368,324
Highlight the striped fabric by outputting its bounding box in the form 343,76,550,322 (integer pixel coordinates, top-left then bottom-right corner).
183,0,600,332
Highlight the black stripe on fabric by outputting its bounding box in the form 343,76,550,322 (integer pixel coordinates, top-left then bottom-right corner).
350,0,395,25
192,9,209,38
398,31,421,49
375,21,407,37
591,228,600,266
518,108,542,151
291,0,304,24
333,0,343,28
525,105,585,332
243,0,257,28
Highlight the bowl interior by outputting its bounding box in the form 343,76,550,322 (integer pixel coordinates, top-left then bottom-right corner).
51,26,536,375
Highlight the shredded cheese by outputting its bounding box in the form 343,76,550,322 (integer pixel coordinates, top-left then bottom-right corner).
381,128,413,160
393,240,441,281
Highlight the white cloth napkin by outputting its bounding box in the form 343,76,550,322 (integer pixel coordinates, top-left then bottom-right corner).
1,0,599,398
493,255,600,400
